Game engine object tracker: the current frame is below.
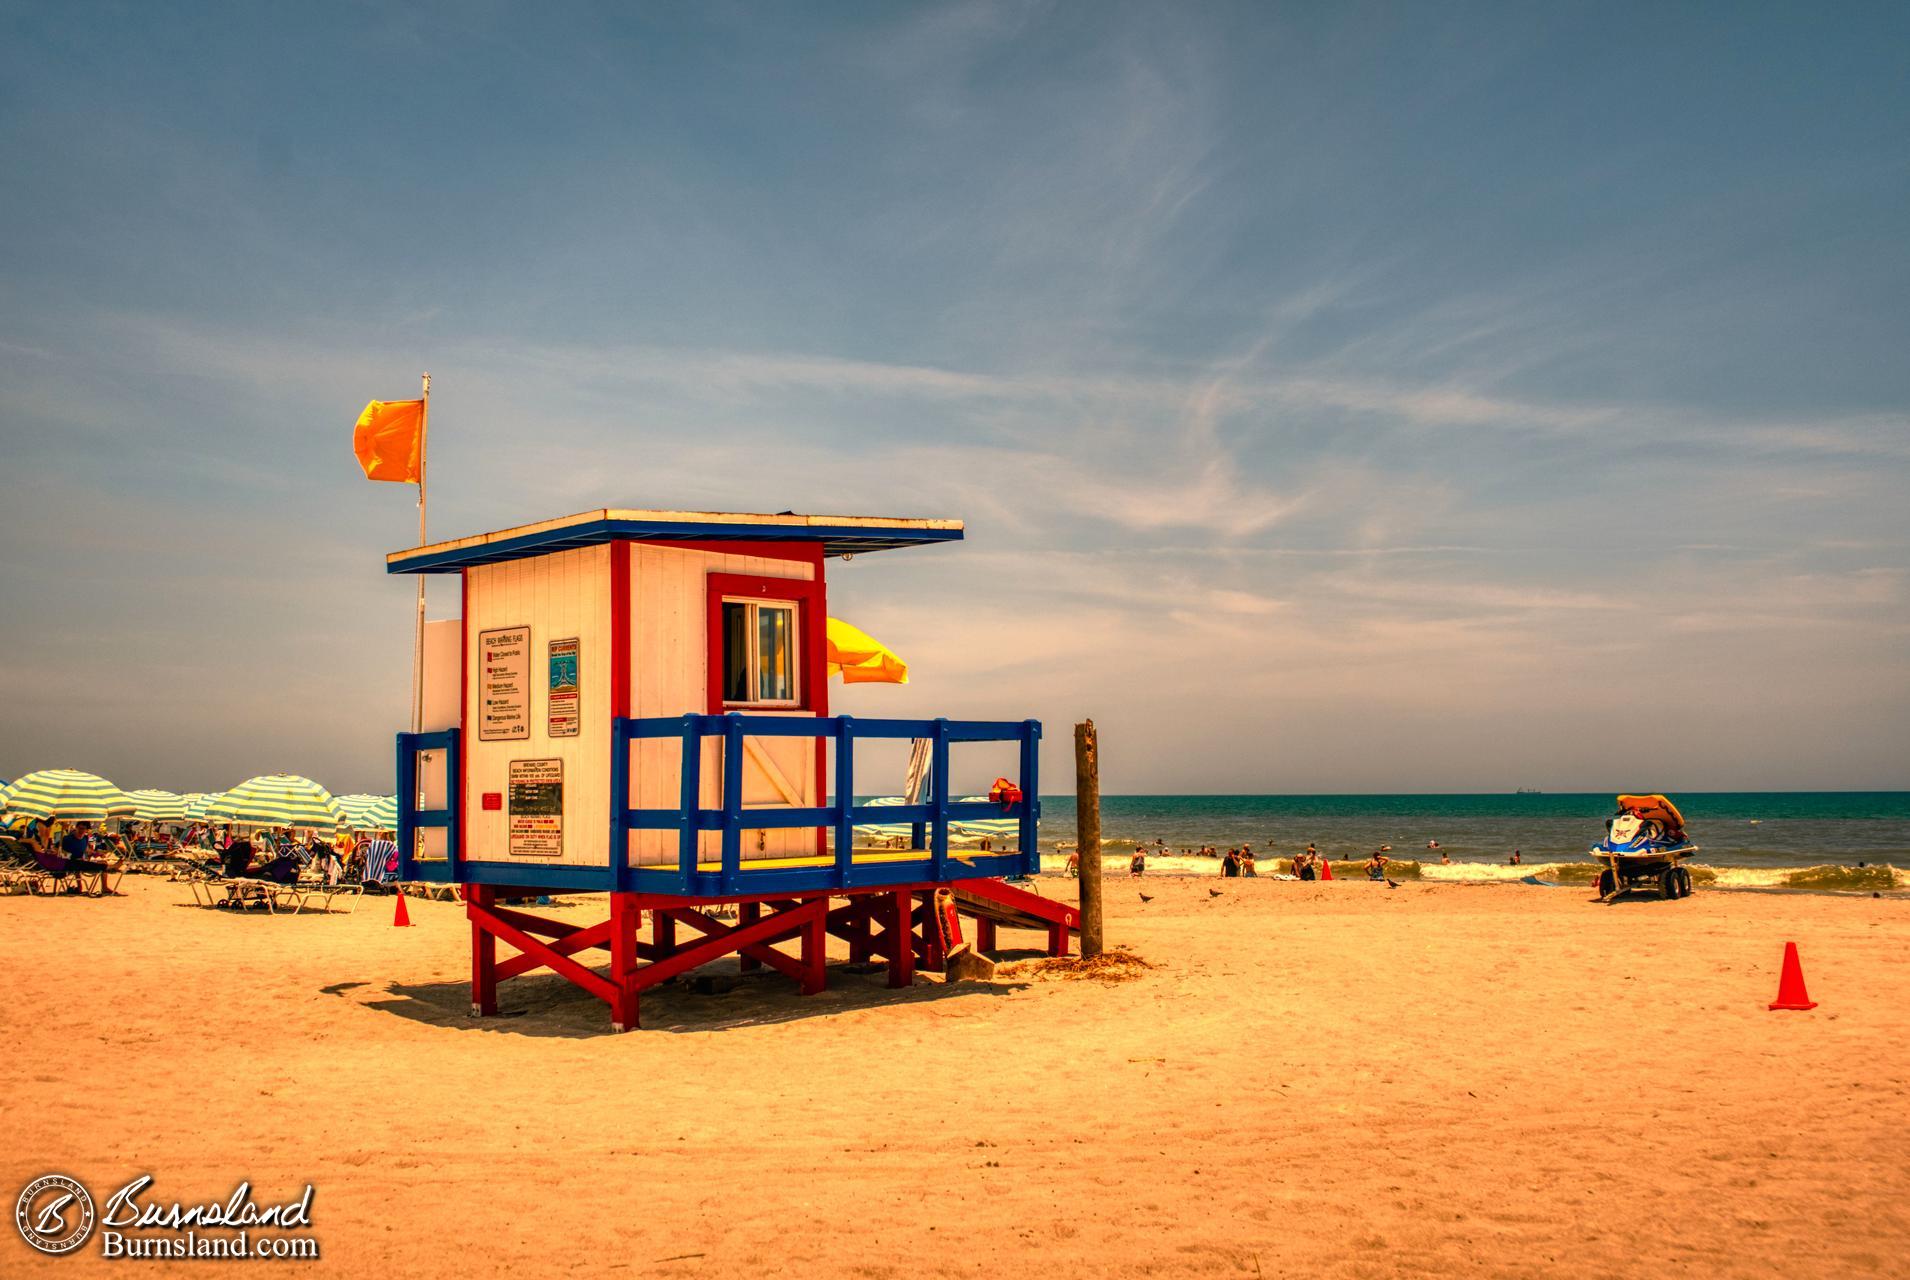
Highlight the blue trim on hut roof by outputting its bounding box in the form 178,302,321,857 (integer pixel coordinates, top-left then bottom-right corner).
386,508,964,574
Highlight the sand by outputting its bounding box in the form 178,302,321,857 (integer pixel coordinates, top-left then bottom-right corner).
3,873,1907,1277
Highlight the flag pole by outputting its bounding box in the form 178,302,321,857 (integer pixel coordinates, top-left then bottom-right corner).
413,372,431,735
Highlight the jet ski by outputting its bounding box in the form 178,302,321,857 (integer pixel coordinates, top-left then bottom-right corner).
1590,793,1699,901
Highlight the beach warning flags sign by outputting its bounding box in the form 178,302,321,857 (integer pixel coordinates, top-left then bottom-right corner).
353,398,425,483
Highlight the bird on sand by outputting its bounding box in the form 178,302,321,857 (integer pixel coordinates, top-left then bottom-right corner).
1207,887,1223,897
1139,892,1154,902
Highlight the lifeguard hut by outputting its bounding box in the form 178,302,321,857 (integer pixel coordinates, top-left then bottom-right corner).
389,507,1076,1029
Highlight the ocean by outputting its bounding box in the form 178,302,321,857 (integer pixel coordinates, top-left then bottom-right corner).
1022,792,1910,891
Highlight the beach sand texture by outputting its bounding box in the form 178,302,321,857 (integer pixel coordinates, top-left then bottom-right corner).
3,876,1906,1277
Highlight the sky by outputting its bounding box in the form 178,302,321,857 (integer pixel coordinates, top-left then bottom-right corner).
1,1,1907,796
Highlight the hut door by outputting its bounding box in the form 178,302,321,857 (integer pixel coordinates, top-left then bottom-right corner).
737,732,813,855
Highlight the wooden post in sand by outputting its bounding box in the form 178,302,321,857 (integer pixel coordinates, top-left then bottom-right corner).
1074,719,1104,958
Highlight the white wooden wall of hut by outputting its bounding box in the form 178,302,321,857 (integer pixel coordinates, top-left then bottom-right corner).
463,545,614,867
626,544,818,867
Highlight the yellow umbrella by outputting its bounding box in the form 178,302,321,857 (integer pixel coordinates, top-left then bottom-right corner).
825,617,909,685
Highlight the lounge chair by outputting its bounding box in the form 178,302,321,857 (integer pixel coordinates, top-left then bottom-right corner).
23,848,87,896
0,844,45,894
290,881,363,914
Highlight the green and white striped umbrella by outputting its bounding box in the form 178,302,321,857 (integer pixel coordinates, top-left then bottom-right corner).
182,792,216,822
126,789,189,823
207,774,347,833
0,769,136,823
335,793,398,831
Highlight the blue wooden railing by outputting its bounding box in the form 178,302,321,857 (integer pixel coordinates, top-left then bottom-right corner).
395,715,1042,895
395,728,460,882
613,713,1042,896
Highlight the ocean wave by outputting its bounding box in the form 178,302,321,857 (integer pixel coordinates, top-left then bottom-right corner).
1047,854,1905,892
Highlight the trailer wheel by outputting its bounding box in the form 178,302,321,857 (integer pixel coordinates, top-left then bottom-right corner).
1659,868,1679,899
1677,866,1694,897
1596,868,1617,898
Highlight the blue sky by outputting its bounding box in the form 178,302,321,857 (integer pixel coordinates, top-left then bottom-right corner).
2,1,1906,794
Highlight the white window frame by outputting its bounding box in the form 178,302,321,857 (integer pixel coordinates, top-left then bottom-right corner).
721,596,802,709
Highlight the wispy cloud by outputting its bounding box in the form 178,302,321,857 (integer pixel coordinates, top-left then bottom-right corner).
2,3,1906,791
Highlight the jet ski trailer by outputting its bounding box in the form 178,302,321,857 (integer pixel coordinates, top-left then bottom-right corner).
1590,793,1699,902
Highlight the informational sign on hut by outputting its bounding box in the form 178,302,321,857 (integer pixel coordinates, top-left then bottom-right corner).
547,637,580,738
478,625,530,741
508,758,563,858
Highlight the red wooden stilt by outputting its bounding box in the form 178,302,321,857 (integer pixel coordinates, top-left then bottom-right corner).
610,893,640,1032
975,916,998,955
737,901,762,972
846,897,874,964
463,882,1033,1031
888,890,915,988
471,903,622,1000
801,902,827,994
920,891,946,971
470,884,498,1016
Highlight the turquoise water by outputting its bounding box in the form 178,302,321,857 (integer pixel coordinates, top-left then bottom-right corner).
1030,792,1910,870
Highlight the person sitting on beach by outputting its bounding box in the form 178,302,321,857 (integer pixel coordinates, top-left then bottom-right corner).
1221,848,1241,877
22,819,52,860
1296,850,1316,881
221,835,258,879
1129,850,1146,877
1240,850,1257,877
257,850,301,885
48,821,118,895
1365,852,1390,880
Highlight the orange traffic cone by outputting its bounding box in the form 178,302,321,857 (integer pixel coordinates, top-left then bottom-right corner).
393,889,415,928
1768,941,1816,1010
1320,858,1333,881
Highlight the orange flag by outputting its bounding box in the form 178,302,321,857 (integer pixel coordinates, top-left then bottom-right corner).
353,399,425,483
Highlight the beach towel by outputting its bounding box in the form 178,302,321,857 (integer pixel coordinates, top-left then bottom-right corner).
359,838,398,883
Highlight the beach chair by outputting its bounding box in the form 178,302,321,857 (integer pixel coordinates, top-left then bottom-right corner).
220,878,283,913
21,848,90,896
184,865,273,910
0,846,43,894
292,881,363,915
410,880,459,903
184,867,234,908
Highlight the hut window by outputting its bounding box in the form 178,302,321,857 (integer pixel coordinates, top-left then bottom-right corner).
721,599,799,707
